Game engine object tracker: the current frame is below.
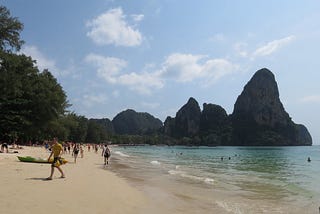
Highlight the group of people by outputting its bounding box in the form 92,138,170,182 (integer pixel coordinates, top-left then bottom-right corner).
45,138,111,180
1,141,22,153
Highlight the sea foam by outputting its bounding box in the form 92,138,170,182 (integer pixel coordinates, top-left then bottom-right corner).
168,170,214,185
114,151,130,157
168,170,184,175
150,160,161,165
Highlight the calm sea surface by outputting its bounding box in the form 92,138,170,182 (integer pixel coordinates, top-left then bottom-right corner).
108,145,320,213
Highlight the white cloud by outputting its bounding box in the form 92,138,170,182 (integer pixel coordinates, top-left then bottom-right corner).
85,53,163,95
82,93,108,107
202,58,239,85
131,14,144,22
252,36,295,58
20,45,59,76
159,53,238,84
86,52,238,95
141,102,160,109
85,53,127,83
20,46,82,79
86,7,143,47
234,42,248,58
118,72,164,95
300,95,320,103
161,53,204,82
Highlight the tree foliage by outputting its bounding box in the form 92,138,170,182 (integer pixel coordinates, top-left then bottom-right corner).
0,6,24,52
0,52,68,141
65,113,88,143
86,120,108,144
0,6,70,142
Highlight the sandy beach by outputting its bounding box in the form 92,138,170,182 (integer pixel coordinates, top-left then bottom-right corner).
2,145,318,214
0,146,148,214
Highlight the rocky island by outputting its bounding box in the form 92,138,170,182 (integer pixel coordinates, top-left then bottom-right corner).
230,68,312,146
93,68,312,146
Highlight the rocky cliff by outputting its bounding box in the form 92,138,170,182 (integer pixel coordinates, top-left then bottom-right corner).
112,109,163,135
164,97,201,138
200,103,232,145
163,98,232,145
231,68,312,145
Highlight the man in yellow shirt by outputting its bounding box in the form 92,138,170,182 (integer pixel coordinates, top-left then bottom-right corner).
46,138,65,180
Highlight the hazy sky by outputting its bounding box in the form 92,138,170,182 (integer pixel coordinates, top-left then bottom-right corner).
2,0,320,144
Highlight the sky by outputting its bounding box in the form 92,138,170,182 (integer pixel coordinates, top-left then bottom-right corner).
2,0,320,144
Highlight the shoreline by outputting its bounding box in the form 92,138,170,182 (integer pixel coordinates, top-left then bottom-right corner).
109,145,320,214
1,145,319,214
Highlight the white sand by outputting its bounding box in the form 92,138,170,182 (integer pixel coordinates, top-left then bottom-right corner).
0,146,148,214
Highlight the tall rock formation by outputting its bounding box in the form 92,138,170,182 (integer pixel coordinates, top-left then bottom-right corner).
200,103,232,145
164,97,201,138
112,109,163,135
163,116,175,137
200,103,229,133
231,68,312,146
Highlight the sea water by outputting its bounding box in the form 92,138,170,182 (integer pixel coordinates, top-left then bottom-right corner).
109,146,320,213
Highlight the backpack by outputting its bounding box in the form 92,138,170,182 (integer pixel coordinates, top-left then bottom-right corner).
104,148,110,157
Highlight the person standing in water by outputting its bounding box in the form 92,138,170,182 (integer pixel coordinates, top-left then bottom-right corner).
47,138,65,180
102,144,111,165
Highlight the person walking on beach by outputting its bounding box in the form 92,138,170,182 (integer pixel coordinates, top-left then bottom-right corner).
73,144,79,163
95,144,99,153
47,138,65,180
102,144,111,165
67,142,71,154
80,145,84,158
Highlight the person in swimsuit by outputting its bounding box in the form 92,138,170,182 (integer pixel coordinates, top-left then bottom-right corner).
46,138,65,180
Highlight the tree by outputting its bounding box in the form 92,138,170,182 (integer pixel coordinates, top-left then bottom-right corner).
45,119,69,141
86,120,108,144
0,52,69,142
0,5,69,142
64,113,88,143
0,52,36,141
0,6,24,52
26,69,68,133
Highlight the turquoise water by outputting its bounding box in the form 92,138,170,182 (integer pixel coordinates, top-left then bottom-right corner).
110,146,320,213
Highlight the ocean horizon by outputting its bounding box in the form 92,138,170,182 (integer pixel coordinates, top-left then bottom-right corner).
109,145,320,213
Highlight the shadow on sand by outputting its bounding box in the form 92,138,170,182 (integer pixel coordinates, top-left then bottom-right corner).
26,177,51,181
